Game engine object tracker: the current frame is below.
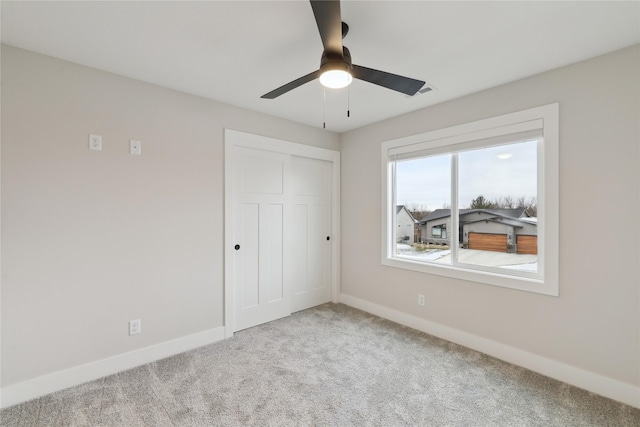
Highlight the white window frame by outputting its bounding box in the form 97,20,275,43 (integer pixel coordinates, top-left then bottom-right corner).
381,104,559,296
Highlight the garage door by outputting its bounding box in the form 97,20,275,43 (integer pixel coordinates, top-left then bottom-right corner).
468,233,507,252
517,235,538,255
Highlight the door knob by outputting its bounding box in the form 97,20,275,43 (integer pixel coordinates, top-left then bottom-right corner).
234,244,240,250
326,236,330,241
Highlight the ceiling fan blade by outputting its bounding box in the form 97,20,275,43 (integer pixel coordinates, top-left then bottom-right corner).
310,0,343,57
352,64,425,96
260,70,322,99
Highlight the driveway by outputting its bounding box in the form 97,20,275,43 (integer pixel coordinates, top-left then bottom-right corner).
397,245,537,271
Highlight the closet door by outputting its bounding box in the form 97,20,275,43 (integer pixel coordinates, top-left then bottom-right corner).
232,146,291,331
291,156,332,312
225,130,339,335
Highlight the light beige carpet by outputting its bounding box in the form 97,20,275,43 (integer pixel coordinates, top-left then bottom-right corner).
2,303,639,426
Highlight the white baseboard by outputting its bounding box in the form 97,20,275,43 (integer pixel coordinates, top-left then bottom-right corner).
338,293,640,409
1,326,226,409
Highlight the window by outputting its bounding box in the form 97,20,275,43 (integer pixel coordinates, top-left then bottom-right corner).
432,226,446,239
382,104,559,295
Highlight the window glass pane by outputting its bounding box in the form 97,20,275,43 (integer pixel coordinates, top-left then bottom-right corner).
395,154,451,263
457,140,538,272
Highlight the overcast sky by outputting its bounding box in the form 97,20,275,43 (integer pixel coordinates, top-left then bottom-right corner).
396,140,537,210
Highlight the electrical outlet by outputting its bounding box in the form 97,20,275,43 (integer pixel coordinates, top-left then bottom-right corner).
418,294,425,306
129,319,141,335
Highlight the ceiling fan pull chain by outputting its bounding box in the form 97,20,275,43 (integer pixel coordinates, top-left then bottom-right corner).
323,87,327,129
347,85,350,118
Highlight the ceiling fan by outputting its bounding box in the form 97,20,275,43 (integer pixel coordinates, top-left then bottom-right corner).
261,0,425,99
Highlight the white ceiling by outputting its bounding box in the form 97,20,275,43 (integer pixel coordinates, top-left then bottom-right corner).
2,1,639,133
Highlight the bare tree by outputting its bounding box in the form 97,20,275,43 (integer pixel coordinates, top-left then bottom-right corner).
405,203,432,221
522,197,538,217
498,195,515,209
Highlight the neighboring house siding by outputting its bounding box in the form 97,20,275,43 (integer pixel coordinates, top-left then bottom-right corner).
464,221,513,235
396,206,417,242
462,221,537,238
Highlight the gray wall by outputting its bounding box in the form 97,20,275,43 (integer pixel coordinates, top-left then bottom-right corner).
0,45,339,386
341,45,639,387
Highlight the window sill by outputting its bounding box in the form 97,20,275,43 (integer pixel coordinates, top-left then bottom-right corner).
382,255,557,296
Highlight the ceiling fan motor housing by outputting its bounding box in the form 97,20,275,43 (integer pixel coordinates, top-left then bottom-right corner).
320,46,353,74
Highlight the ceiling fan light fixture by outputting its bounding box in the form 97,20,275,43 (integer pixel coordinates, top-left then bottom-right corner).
319,62,352,89
320,69,352,89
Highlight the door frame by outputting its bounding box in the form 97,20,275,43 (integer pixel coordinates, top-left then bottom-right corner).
224,129,340,338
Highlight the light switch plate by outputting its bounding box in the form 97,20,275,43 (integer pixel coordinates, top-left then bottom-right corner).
89,134,102,151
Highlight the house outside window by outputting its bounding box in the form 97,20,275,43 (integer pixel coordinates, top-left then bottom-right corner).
382,104,559,296
395,205,417,243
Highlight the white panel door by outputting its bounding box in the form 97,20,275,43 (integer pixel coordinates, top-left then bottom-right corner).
232,147,291,331
291,156,332,312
